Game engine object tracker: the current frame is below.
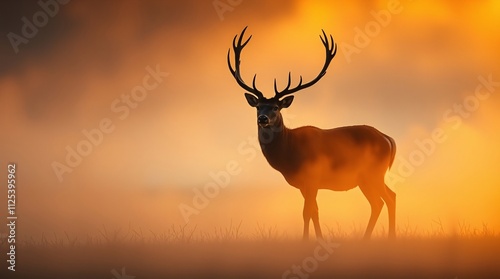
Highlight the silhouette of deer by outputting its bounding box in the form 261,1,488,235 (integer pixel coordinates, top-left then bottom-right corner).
227,27,397,240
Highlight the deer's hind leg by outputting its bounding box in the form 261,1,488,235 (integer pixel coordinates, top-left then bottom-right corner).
359,181,385,239
381,184,396,238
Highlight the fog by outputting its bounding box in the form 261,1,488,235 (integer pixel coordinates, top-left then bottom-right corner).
0,0,499,239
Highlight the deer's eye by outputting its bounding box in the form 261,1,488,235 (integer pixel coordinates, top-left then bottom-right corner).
273,106,279,111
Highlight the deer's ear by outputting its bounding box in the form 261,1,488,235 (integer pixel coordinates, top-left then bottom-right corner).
280,96,294,108
244,93,259,107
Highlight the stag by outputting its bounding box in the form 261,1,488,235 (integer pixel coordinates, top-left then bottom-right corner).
227,27,397,240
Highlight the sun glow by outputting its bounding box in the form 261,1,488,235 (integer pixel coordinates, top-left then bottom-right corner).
1,0,499,243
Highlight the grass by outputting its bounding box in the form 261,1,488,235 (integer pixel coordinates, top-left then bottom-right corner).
2,223,500,279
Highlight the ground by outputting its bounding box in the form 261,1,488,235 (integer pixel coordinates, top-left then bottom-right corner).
2,229,500,279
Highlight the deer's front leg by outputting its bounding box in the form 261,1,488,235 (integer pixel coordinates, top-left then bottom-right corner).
302,200,311,241
301,188,323,240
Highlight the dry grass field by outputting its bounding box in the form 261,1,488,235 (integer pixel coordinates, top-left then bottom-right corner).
2,224,500,279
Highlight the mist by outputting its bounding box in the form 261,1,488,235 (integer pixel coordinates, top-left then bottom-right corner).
0,0,499,240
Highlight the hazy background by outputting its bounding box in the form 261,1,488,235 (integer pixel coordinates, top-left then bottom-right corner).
1,0,499,239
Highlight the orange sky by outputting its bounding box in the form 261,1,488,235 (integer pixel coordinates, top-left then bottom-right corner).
1,0,499,239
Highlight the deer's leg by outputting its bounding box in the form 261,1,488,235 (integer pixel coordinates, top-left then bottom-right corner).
311,200,323,240
301,188,323,240
381,184,396,239
359,184,384,239
300,189,311,240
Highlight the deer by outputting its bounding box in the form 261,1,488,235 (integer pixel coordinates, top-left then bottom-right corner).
227,27,397,240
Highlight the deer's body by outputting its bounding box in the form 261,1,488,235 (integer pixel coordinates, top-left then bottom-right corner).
228,27,397,240
259,125,396,192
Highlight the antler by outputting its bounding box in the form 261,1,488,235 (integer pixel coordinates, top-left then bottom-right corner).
274,30,337,99
227,26,264,99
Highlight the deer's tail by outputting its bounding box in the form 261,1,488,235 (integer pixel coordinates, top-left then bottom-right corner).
383,134,397,170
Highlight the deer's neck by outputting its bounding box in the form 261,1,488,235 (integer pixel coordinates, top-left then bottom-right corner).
258,119,291,172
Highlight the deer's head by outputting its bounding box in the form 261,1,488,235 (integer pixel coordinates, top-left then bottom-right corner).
228,27,337,128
